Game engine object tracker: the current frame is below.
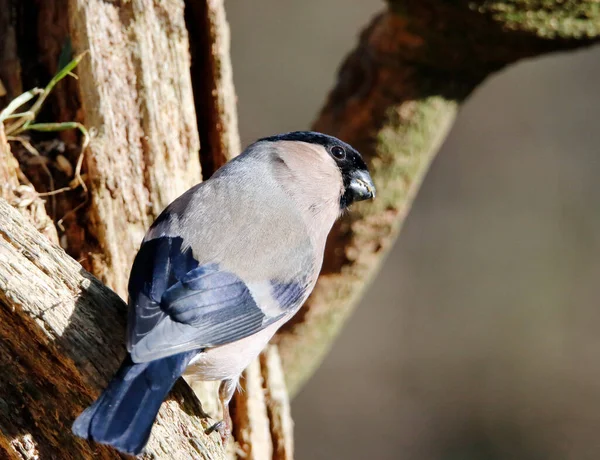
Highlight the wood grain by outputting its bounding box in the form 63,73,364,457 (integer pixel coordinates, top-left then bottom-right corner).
0,198,225,459
68,0,201,298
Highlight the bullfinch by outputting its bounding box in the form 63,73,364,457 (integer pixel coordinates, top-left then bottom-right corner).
72,131,375,455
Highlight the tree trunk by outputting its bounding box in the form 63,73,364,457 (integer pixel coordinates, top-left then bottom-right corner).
67,0,202,298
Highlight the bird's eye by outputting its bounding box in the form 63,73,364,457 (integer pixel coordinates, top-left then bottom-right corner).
331,146,346,160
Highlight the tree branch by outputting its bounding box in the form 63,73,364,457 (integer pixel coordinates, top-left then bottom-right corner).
275,1,600,395
0,198,225,459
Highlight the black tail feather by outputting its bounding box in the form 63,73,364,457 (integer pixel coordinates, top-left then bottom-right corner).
72,352,194,455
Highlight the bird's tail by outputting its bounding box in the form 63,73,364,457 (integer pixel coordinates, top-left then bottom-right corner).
72,352,194,455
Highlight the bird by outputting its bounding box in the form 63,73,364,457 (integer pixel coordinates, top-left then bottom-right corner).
72,131,375,455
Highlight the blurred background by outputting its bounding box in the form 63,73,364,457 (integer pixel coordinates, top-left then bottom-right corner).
227,1,600,459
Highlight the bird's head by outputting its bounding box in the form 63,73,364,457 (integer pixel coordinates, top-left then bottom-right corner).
257,131,375,212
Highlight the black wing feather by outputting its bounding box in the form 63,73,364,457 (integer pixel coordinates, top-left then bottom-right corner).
126,236,198,351
126,236,286,363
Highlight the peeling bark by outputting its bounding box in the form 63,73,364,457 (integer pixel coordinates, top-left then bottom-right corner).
3,0,203,298
276,2,600,395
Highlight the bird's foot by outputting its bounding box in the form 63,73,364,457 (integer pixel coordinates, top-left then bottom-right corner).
205,420,231,444
205,378,236,444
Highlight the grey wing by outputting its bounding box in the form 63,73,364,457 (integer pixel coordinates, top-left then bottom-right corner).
129,258,306,363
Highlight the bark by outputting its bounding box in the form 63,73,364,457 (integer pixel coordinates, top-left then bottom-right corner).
232,359,273,459
0,198,224,459
260,346,294,460
3,0,202,299
186,0,241,177
229,346,294,460
67,0,202,299
275,0,600,395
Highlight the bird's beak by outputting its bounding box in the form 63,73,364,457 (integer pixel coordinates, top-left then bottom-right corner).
348,169,376,202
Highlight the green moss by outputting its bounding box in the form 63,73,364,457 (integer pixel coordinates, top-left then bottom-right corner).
375,97,458,208
481,0,600,38
390,0,600,39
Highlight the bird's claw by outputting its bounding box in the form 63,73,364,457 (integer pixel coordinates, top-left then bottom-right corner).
204,420,223,435
205,420,231,444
